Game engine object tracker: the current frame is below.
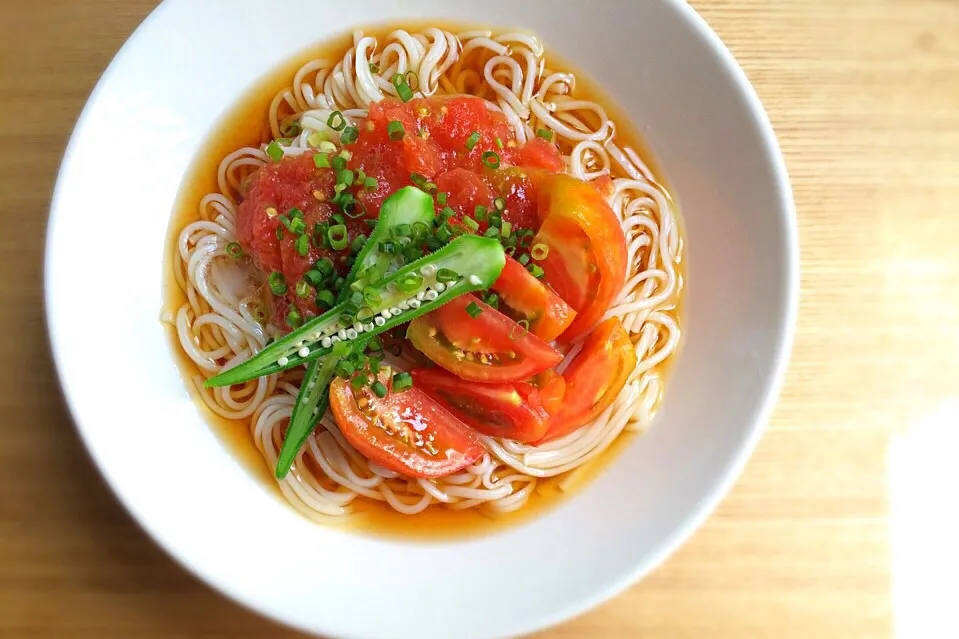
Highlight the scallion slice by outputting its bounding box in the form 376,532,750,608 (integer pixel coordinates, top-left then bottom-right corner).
482,151,500,169
268,272,287,296
531,243,549,261
474,205,488,221
387,120,405,141
328,224,349,251
340,125,359,145
266,140,284,162
327,111,346,131
295,234,310,256
392,73,415,102
465,131,481,151
287,308,303,329
392,372,413,393
465,301,483,319
225,242,243,259
536,128,554,141
371,380,389,398
463,217,479,232
313,153,331,169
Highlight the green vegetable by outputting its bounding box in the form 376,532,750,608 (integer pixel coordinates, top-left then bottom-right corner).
327,111,346,131
387,121,405,140
266,140,284,162
268,272,287,296
226,242,243,259
274,341,360,479
465,131,481,151
536,128,553,141
465,301,483,318
205,234,506,387
371,381,389,398
392,372,413,392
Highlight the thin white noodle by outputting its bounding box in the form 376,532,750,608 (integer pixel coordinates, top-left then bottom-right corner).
169,28,683,521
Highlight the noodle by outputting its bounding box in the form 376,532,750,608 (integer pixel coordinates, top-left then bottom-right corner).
168,28,683,523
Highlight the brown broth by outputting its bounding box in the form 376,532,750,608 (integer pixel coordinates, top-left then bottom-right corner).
162,22,680,539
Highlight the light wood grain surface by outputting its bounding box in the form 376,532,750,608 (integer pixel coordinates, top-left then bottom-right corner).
1,0,956,637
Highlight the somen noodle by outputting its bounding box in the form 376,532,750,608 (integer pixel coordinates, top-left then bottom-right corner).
166,27,683,522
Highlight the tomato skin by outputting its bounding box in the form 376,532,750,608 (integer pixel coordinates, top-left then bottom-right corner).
531,370,566,415
329,371,484,478
492,256,576,342
535,173,628,341
411,369,550,443
435,168,493,220
407,295,563,383
538,318,637,443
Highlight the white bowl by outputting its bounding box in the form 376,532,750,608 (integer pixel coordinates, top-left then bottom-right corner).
45,1,797,637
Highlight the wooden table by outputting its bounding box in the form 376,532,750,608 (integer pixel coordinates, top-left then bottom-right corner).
2,1,956,636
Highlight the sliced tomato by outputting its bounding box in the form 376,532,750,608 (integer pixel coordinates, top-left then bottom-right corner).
407,295,563,383
329,371,484,478
530,370,566,415
538,318,637,443
411,369,550,443
535,173,628,341
514,137,565,172
491,255,576,342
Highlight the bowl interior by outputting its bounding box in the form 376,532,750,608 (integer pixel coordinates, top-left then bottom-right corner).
45,1,796,637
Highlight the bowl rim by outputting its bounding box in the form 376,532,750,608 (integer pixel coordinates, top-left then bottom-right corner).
44,1,799,637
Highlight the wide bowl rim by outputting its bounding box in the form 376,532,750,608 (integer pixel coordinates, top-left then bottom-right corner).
44,1,798,637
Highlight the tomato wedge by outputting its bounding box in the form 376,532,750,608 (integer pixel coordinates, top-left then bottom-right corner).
329,371,484,478
535,173,628,341
407,295,563,383
538,318,637,443
411,369,550,443
491,256,576,342
530,370,566,415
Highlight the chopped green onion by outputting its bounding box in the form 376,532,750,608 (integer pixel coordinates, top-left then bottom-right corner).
463,217,479,232
281,120,301,136
332,213,346,225
436,268,459,283
474,205,488,221
381,240,396,254
371,380,389,398
337,169,355,187
437,192,448,206
268,272,287,296
500,221,512,238
327,111,346,131
519,253,531,266
289,207,303,219
482,151,500,169
391,223,412,239
340,125,359,145
531,243,549,261
289,217,307,235
436,223,453,243
287,308,303,329
303,270,324,287
392,372,413,393
494,197,506,212
295,234,309,256
363,288,382,306
484,227,500,239
315,257,335,276
412,221,431,240
332,155,347,171
364,176,378,190
351,374,370,390
518,230,535,248
509,319,530,341
334,360,355,379
465,131,481,151
495,137,504,149
392,73,415,102
404,70,419,91
328,224,349,251
342,196,366,219
369,62,380,74
319,141,337,153
396,272,424,294
484,293,499,309
440,207,456,222
536,128,554,141
465,301,483,319
387,120,405,141
314,153,331,169
356,169,366,182
275,226,285,240
307,131,327,147
527,263,545,279
266,140,284,162
225,242,243,259
295,279,311,298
